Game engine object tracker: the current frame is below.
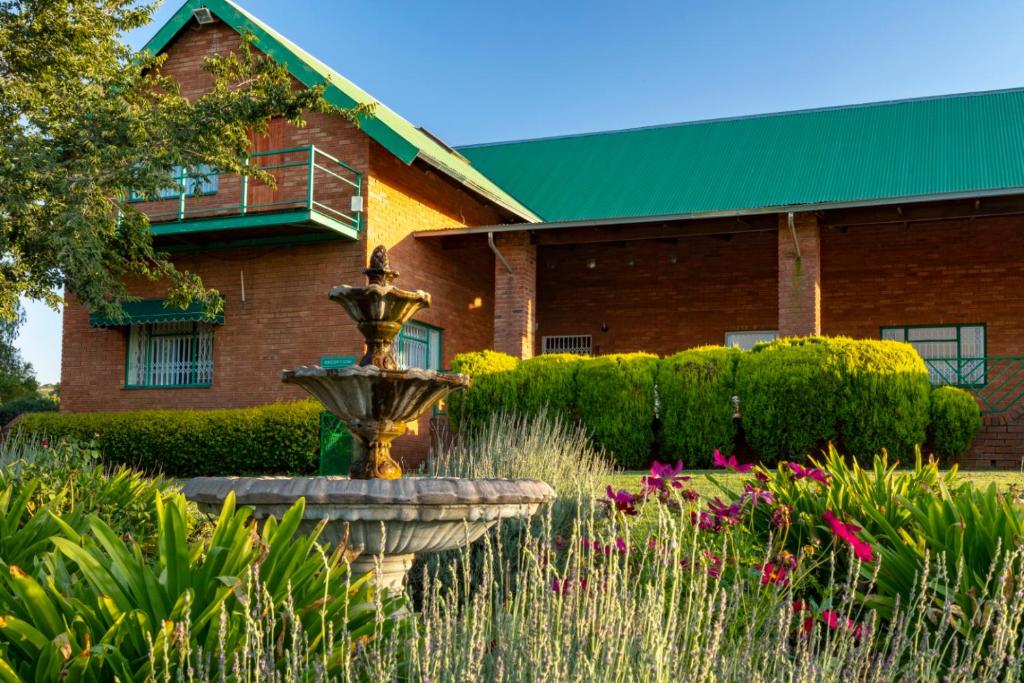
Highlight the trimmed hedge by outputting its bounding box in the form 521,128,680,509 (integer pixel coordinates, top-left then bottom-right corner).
448,351,520,432
657,346,740,468
736,337,931,462
929,386,982,458
575,353,658,469
0,394,58,427
19,401,321,476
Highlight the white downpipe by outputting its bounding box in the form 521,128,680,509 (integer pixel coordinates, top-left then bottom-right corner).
488,231,513,273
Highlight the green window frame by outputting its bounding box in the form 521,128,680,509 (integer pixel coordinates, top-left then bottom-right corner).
396,321,442,371
125,321,215,389
880,323,986,387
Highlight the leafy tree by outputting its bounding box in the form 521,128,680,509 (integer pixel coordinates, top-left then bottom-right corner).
0,305,37,402
0,0,369,320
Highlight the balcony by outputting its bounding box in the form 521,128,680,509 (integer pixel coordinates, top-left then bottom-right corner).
135,145,363,249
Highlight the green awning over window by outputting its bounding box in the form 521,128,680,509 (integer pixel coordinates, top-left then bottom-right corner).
89,300,224,328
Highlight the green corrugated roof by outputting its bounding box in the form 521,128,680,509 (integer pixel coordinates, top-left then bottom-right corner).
90,300,224,327
146,1,539,222
458,88,1024,223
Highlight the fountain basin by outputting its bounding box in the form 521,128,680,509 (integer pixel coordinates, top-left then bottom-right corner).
182,476,555,590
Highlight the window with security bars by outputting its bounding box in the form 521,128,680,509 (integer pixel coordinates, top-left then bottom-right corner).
725,330,778,351
881,324,986,386
397,322,441,370
542,335,593,356
125,322,214,388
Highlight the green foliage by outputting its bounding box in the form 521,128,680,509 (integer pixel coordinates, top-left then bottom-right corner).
657,346,740,467
575,353,658,468
515,354,584,421
0,394,57,427
736,337,931,462
0,438,184,565
19,401,321,477
0,493,403,680
0,0,370,320
929,386,982,458
448,351,519,432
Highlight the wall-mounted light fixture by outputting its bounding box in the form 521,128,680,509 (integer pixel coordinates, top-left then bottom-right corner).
668,254,678,264
601,322,609,332
626,257,635,267
586,258,597,269
192,7,215,24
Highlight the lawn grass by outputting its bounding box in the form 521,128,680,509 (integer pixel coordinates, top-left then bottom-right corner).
603,468,1024,501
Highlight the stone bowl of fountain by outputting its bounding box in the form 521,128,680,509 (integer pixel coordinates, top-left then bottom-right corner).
183,246,555,590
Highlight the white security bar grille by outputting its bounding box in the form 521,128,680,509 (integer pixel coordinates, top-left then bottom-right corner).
126,322,214,387
542,335,593,356
397,322,441,370
725,330,778,351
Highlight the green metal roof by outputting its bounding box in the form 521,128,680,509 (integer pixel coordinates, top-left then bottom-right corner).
90,300,224,327
146,1,539,222
458,88,1024,223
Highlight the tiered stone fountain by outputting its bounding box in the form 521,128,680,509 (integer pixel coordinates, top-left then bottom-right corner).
183,246,554,590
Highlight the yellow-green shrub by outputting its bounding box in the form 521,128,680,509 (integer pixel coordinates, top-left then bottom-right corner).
515,354,585,421
19,401,321,476
448,351,519,432
575,353,658,469
929,386,982,458
736,337,931,462
657,346,740,467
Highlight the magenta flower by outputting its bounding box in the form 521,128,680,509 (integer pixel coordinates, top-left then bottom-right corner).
712,449,753,473
771,504,792,529
690,510,721,532
740,483,775,507
789,462,831,486
642,460,691,500
822,510,874,563
680,488,700,503
708,497,743,525
705,551,722,578
551,577,588,595
604,486,639,516
756,562,790,586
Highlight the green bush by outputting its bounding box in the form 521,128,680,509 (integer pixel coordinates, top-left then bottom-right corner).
0,394,57,426
657,346,740,467
736,337,931,462
515,353,585,421
448,350,519,432
19,400,321,477
575,353,658,469
735,338,846,462
929,385,982,458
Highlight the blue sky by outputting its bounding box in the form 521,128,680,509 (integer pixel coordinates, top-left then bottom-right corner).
20,0,1024,384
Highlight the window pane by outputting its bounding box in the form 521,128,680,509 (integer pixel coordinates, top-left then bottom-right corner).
126,322,213,387
881,324,986,387
398,322,435,370
725,330,778,351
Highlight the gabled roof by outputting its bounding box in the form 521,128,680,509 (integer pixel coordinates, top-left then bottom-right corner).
458,88,1024,223
145,0,539,222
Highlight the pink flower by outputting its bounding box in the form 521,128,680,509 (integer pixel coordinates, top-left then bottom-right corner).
741,483,775,507
551,577,588,595
642,460,691,500
690,510,721,532
604,486,639,516
708,497,743,525
821,610,840,629
756,562,790,586
680,488,700,502
712,449,753,473
789,462,831,486
704,551,722,578
823,511,875,563
820,610,863,639
771,504,792,529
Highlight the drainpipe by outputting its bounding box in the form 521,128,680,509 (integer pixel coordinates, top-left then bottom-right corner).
787,212,802,261
488,231,513,273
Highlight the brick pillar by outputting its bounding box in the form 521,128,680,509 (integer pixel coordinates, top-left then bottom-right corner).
778,212,821,337
493,231,536,358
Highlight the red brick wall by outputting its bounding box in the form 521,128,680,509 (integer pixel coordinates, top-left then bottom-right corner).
536,232,779,355
493,232,537,358
778,213,822,336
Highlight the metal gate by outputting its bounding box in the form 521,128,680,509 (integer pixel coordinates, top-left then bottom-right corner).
319,411,353,475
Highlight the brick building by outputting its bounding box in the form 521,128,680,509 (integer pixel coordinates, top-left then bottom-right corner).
62,0,1024,467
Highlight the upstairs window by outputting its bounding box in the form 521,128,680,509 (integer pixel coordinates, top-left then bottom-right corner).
881,324,986,386
129,164,219,201
126,321,215,388
725,330,778,351
397,322,441,371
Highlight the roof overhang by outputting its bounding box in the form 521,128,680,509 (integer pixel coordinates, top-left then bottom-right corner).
90,300,224,327
415,186,1024,239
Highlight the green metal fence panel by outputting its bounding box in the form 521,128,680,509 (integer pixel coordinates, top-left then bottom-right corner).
923,357,1024,414
319,411,353,475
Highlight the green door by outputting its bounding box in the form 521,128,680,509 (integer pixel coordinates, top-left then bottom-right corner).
319,411,353,475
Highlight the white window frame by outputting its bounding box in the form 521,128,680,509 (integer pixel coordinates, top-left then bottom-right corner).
725,330,778,351
125,321,215,388
541,335,593,356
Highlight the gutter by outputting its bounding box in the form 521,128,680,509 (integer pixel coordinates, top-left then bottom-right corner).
413,186,1024,239
488,231,513,273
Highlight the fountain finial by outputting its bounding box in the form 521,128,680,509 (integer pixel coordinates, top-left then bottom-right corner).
364,245,399,286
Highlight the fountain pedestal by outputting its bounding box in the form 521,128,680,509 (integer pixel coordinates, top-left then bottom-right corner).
182,245,555,591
